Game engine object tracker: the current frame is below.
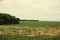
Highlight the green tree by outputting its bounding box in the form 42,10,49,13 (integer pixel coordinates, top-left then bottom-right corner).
0,13,20,25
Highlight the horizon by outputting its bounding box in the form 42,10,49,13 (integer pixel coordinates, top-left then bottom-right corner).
0,0,60,21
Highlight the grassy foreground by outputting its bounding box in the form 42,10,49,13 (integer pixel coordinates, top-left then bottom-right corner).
0,21,60,40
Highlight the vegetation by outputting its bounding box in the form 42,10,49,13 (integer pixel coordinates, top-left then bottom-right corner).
19,21,60,28
20,20,39,22
0,13,20,25
0,34,60,40
0,21,60,40
0,13,60,40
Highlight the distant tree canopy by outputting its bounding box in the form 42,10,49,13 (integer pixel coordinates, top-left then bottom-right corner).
0,13,20,25
20,20,39,22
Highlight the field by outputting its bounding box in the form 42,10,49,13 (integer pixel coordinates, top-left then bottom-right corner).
0,21,60,40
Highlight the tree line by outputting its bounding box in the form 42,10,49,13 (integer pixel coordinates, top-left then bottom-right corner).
0,13,20,25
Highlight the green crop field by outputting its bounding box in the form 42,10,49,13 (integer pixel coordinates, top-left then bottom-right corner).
19,21,60,27
3,21,60,27
0,21,60,40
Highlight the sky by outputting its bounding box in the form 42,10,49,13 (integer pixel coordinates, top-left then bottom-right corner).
0,0,60,21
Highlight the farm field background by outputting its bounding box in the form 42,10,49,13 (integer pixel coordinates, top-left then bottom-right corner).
0,21,60,40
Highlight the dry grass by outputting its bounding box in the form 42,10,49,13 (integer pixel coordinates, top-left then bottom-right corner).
0,26,60,37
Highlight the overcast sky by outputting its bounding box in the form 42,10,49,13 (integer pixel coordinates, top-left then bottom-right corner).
0,0,60,21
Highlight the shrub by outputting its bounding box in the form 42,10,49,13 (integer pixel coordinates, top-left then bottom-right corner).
0,13,20,25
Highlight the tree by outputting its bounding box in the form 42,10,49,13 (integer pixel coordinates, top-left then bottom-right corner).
0,13,20,25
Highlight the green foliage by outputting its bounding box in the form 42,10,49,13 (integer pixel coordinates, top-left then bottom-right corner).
0,34,59,40
0,13,20,25
0,21,60,40
18,21,60,28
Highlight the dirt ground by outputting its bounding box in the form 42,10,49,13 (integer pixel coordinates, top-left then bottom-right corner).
0,26,60,37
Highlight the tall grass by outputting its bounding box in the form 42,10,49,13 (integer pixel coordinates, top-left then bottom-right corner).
0,21,60,40
0,34,59,40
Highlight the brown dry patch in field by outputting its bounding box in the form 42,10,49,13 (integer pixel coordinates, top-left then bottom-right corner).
0,26,60,37
0,26,19,35
17,30,25,35
36,28,60,36
26,31,38,37
0,31,4,35
24,27,31,29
